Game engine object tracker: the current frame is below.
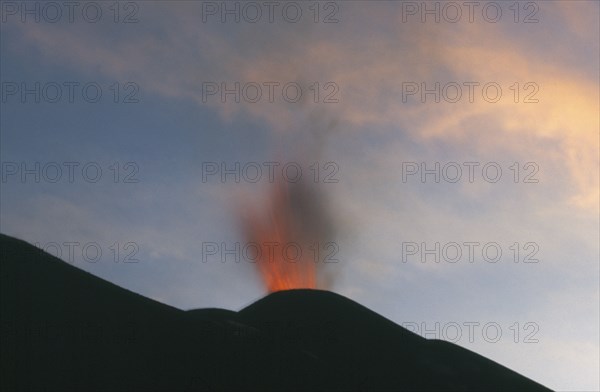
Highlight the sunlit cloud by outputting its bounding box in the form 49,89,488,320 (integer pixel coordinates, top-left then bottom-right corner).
2,2,598,390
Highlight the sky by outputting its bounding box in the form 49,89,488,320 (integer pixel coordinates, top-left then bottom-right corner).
1,1,599,390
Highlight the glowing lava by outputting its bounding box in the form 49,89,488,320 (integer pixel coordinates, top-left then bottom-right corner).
241,179,318,292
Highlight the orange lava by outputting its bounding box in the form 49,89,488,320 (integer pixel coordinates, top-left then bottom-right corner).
241,179,317,292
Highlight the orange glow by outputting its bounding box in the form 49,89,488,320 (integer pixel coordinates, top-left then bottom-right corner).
241,179,317,292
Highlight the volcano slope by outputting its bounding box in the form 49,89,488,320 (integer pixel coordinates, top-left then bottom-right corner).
1,234,551,391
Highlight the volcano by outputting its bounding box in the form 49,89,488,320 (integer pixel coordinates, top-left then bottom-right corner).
1,234,551,391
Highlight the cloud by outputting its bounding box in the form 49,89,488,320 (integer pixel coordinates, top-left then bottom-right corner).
3,3,598,389
7,2,597,211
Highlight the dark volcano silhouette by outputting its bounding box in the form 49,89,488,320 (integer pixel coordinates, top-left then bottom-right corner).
1,234,551,391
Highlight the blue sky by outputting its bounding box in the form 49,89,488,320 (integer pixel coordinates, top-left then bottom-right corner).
1,1,599,390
